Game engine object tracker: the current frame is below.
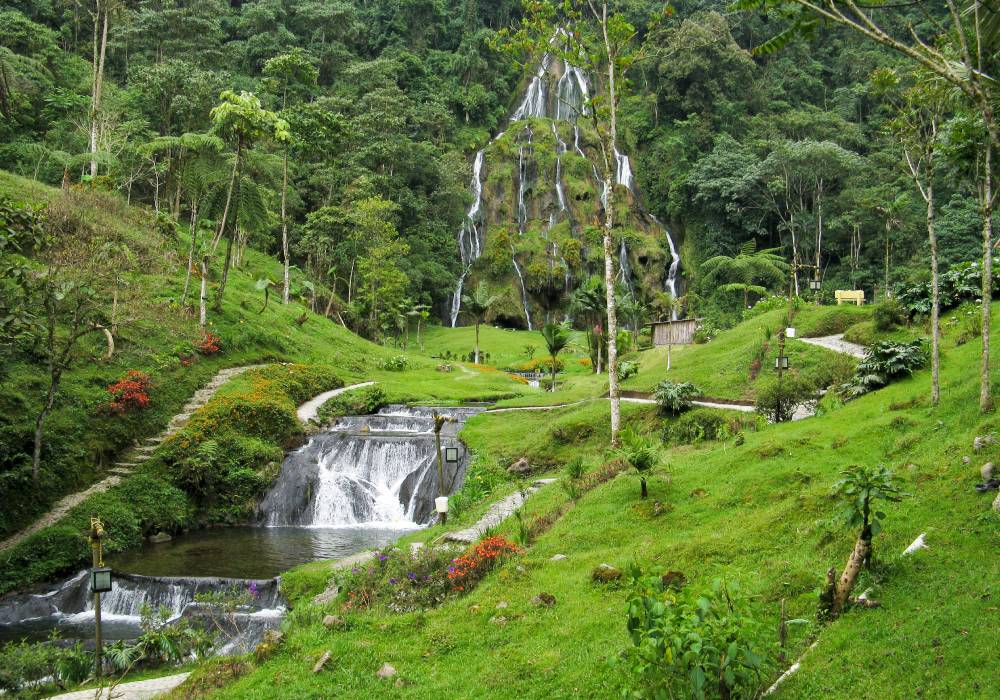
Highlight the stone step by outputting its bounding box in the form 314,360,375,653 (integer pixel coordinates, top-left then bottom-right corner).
114,462,139,468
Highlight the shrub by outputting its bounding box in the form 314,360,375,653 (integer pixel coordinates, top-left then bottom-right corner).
316,386,387,423
653,380,701,416
198,332,222,355
839,340,928,399
620,577,768,700
446,454,508,522
507,357,564,373
618,359,639,381
663,409,763,445
693,320,720,344
796,306,868,337
842,321,875,346
446,536,521,591
615,428,660,499
379,355,409,371
742,295,788,320
754,374,819,423
101,370,152,416
873,299,906,331
0,638,94,695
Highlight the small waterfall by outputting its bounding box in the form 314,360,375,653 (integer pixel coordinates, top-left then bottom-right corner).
511,253,534,330
257,406,480,528
511,55,550,121
650,213,682,316
551,123,568,212
573,125,585,157
451,149,486,327
614,148,634,192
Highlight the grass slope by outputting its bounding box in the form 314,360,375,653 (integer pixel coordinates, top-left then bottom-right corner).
186,308,998,699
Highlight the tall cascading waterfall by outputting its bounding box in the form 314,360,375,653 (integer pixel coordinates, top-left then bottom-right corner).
257,406,480,528
448,46,681,324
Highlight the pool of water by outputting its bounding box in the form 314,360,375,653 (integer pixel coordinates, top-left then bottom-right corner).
112,524,420,579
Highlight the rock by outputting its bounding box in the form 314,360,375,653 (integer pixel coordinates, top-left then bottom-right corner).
468,605,481,614
690,488,707,498
975,477,1000,493
313,584,340,606
490,615,508,625
974,435,995,452
982,462,995,480
550,554,567,561
993,491,1000,513
507,457,533,475
313,651,332,674
902,533,928,556
660,571,687,590
962,456,971,465
322,615,345,629
591,563,621,583
395,678,407,688
377,663,397,679
530,592,556,607
496,601,508,609
148,531,172,543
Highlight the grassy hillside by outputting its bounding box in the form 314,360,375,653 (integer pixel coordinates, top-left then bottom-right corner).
180,307,999,699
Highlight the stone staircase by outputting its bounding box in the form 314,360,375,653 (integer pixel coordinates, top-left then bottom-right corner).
0,365,265,552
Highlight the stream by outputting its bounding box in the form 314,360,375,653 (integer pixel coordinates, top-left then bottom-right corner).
0,405,479,651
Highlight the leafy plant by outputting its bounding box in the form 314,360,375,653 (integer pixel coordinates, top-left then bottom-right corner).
832,464,908,546
541,321,572,391
378,355,408,371
839,340,928,399
872,299,906,331
565,456,586,480
618,359,639,381
615,428,661,499
754,374,818,423
653,380,701,416
620,577,768,700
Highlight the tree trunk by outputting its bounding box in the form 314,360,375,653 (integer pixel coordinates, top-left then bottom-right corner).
33,368,61,487
474,320,480,364
213,155,242,312
199,255,208,328
832,535,870,615
981,142,994,413
181,200,199,303
89,2,109,180
281,148,290,304
551,354,557,392
928,174,940,406
640,477,647,499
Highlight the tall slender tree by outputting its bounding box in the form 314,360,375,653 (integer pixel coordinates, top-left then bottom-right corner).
462,281,500,364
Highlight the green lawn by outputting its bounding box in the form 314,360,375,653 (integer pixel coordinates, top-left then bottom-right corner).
180,305,998,699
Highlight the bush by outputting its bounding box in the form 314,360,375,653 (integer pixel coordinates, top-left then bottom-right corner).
101,370,152,416
693,320,720,344
663,409,763,445
754,374,819,423
839,340,928,399
842,321,875,346
507,357,564,373
0,638,93,696
653,381,701,416
378,355,409,371
618,360,639,381
620,577,768,700
446,454,508,522
796,306,868,337
873,299,906,331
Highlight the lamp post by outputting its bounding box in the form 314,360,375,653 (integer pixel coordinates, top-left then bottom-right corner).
432,412,456,525
88,517,112,680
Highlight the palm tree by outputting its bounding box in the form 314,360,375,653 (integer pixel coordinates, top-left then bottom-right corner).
700,239,789,310
570,276,606,373
541,322,571,392
615,427,660,499
462,281,499,364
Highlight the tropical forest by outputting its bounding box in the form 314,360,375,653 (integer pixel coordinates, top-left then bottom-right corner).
0,0,997,698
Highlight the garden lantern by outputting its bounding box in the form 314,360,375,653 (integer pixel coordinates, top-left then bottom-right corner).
90,567,113,593
810,279,821,292
785,327,796,339
775,355,789,370
445,447,459,463
435,496,449,515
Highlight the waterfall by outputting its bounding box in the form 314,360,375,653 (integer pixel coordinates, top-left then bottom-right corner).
448,39,680,324
257,406,479,528
511,253,534,330
650,213,682,316
517,125,533,234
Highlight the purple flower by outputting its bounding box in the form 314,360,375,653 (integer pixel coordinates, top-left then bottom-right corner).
247,582,259,599
407,572,417,580
389,578,398,585
352,567,359,574
378,554,388,561
448,566,455,574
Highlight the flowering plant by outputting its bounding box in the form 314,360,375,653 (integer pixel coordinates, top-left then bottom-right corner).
198,332,222,355
101,370,152,416
447,536,521,591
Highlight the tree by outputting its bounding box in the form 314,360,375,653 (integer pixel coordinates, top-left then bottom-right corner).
615,427,660,499
541,321,571,391
823,465,907,617
462,281,499,364
175,133,226,304
700,240,789,310
570,276,607,373
88,0,121,180
208,91,288,312
505,0,641,446
264,49,318,306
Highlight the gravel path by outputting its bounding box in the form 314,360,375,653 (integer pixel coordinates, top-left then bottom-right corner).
297,381,376,423
46,673,191,700
798,333,867,359
444,478,557,544
0,365,264,553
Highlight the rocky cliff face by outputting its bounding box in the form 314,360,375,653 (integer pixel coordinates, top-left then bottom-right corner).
450,55,681,329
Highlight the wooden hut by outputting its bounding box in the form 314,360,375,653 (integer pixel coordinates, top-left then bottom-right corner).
648,318,701,347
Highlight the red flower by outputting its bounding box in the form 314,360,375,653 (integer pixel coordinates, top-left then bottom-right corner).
102,370,152,416
198,332,222,355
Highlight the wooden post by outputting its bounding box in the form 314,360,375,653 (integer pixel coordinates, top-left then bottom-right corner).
89,517,105,680
433,413,447,525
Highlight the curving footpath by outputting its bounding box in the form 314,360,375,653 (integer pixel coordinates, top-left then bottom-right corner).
46,672,191,700
0,365,265,553
797,333,867,359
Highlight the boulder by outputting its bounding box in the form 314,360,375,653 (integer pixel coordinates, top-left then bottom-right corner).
974,435,995,452
592,563,621,583
496,600,509,609
993,491,1000,512
377,663,397,679
982,462,995,480
490,615,508,625
323,615,345,629
530,592,556,607
550,554,567,561
508,457,533,475
962,456,971,465
148,531,172,543
313,651,332,674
